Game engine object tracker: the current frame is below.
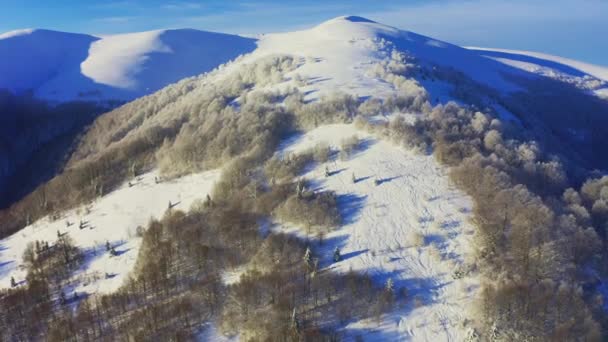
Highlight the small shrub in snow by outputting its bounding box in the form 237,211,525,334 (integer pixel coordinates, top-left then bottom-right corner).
264,152,313,184
312,142,331,163
275,191,340,233
428,243,442,261
339,135,360,160
408,230,425,248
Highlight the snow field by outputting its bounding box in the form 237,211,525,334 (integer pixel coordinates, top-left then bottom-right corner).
273,124,479,341
0,169,220,295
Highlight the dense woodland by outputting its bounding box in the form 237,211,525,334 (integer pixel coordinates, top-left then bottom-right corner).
1,44,608,341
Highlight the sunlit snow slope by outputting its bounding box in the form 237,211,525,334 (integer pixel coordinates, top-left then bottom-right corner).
0,170,220,295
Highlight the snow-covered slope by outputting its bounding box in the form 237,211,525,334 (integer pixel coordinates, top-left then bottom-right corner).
0,28,256,102
243,15,520,100
0,29,97,95
0,169,220,295
467,47,608,97
468,47,608,82
231,16,606,103
276,124,478,341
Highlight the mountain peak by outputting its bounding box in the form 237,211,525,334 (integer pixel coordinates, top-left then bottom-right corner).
339,15,377,23
311,15,400,40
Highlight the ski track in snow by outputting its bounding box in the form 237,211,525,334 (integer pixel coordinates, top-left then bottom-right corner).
0,169,220,295
272,124,479,341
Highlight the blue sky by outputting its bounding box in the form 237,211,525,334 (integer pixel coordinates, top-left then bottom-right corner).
1,0,606,65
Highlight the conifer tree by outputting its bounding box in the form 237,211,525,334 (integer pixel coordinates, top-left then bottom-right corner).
333,247,341,262
386,278,394,293
303,247,312,268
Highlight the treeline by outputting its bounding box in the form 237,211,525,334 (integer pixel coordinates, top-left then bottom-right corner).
1,233,83,340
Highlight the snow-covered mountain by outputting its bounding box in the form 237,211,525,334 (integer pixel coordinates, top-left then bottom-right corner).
2,16,606,104
0,28,256,102
1,15,607,341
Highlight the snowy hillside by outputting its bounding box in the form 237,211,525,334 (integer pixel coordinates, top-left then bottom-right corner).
276,124,478,341
0,28,256,102
0,170,219,295
468,47,608,97
1,15,606,342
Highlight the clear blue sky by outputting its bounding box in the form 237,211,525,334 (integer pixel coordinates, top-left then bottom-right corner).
1,0,606,65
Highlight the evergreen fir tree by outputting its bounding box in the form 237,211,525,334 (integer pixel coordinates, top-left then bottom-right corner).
205,194,213,208
333,246,341,262
386,278,394,293
10,276,16,287
303,247,312,268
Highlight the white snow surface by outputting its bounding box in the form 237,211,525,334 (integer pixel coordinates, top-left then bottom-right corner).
468,47,608,82
243,16,522,101
0,28,256,102
80,30,172,90
271,124,479,341
467,47,608,96
0,169,220,295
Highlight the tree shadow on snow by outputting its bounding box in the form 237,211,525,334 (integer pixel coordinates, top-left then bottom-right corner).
0,260,15,279
353,175,372,184
341,249,369,261
337,193,367,225
328,167,347,177
374,175,403,186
